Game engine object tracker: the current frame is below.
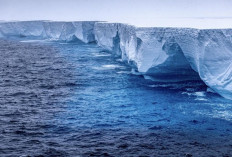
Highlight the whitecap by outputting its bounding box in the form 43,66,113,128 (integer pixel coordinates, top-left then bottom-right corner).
92,52,111,57
92,64,126,70
195,97,208,101
194,91,206,97
20,39,48,43
102,64,125,69
181,92,193,96
116,71,131,74
116,59,123,62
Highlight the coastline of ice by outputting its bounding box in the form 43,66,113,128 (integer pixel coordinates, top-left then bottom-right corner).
0,20,232,100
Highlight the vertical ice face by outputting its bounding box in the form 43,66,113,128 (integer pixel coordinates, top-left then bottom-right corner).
16,21,45,37
181,29,232,99
0,29,3,38
117,24,138,62
0,21,97,43
94,23,232,98
81,22,96,43
59,22,78,41
94,23,138,63
94,24,199,80
0,21,231,99
173,28,201,72
0,21,45,37
126,28,199,81
71,21,96,43
94,23,119,52
44,21,97,43
43,22,69,40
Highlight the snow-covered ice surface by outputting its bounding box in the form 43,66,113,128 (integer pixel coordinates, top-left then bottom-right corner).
0,21,232,100
94,22,232,100
107,18,232,29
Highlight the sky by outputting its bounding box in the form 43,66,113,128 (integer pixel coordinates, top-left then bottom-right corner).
0,0,232,28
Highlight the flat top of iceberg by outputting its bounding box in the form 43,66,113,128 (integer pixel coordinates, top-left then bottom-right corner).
1,19,232,30
105,18,232,29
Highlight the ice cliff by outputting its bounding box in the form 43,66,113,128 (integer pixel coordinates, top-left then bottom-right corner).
0,21,96,43
0,21,231,100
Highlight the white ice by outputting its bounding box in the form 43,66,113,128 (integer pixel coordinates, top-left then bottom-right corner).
0,21,232,100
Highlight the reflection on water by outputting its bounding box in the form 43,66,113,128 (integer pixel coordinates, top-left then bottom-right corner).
0,39,232,156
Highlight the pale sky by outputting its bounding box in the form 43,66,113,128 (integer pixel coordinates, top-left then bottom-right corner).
0,0,232,28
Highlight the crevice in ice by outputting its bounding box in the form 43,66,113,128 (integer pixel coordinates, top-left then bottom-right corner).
142,39,201,81
112,31,122,56
0,21,232,100
136,37,142,51
65,35,86,44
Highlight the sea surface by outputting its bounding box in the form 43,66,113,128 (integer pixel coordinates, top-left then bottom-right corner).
0,39,232,157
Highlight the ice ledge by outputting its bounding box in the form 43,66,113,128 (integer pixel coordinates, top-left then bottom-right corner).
0,21,232,100
105,18,232,29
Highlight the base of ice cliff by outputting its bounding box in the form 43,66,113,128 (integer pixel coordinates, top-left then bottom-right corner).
0,21,232,100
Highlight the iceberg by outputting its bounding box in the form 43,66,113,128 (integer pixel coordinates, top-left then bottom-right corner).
0,21,231,100
94,23,232,99
179,29,232,100
0,21,96,43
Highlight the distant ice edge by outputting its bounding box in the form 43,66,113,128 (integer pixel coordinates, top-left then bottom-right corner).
0,21,232,100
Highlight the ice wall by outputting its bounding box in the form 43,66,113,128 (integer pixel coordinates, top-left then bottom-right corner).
0,21,96,43
94,23,232,99
94,24,201,81
177,29,232,99
0,21,232,100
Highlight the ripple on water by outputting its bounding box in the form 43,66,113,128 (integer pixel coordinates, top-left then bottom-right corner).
1,39,232,157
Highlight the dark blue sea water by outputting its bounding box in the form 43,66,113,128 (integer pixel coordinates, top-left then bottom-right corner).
1,39,232,157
